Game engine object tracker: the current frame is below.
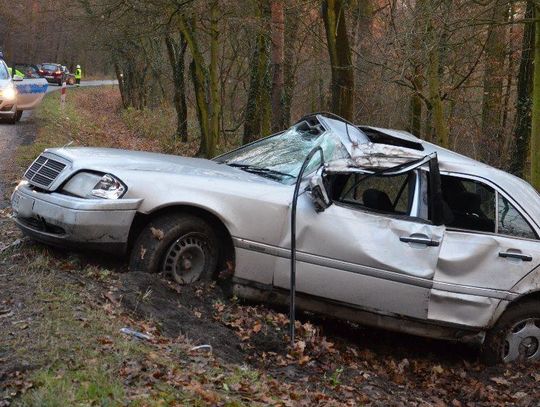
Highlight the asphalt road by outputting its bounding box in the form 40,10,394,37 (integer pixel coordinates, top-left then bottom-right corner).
0,80,117,208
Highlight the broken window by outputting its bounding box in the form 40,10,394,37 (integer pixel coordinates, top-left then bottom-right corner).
332,172,416,216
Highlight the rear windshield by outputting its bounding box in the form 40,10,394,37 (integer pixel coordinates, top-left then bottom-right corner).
42,64,58,71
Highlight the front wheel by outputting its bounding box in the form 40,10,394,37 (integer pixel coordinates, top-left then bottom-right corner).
129,213,219,284
482,300,540,364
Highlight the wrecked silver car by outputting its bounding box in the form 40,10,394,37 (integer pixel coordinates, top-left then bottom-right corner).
11,113,540,364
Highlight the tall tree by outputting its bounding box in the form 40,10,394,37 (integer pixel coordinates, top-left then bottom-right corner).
270,0,285,132
530,3,540,189
480,0,509,164
209,0,221,153
178,4,221,158
322,0,354,121
417,0,448,147
243,0,271,144
511,1,535,178
165,31,189,142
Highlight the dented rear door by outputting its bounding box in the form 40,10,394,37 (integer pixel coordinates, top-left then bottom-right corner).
428,172,540,328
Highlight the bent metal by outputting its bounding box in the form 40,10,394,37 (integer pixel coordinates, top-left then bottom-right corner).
11,113,540,364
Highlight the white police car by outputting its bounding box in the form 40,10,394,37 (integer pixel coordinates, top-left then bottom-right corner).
0,58,48,124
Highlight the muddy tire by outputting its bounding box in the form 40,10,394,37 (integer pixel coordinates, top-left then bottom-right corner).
482,300,540,364
129,213,219,284
15,110,22,122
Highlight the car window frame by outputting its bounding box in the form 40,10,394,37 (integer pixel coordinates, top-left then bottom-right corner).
331,168,433,225
440,171,539,241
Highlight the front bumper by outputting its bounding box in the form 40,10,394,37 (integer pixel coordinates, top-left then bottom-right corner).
0,100,16,117
11,183,142,253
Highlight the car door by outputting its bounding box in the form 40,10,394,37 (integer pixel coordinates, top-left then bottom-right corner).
273,157,445,319
428,173,540,328
15,77,48,110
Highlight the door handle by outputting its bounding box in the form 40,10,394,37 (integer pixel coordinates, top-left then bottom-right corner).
400,236,440,247
499,251,532,262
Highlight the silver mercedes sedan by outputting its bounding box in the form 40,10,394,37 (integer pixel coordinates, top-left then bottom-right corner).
11,113,540,364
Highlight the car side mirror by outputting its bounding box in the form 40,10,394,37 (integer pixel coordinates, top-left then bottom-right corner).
12,75,23,81
307,168,331,212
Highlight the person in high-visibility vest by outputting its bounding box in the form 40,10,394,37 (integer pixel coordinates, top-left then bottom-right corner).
7,67,24,77
75,65,82,86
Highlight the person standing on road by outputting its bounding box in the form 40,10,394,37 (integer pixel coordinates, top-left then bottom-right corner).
75,65,82,86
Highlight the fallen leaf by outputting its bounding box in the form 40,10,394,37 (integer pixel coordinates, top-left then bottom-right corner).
490,377,510,386
150,227,165,240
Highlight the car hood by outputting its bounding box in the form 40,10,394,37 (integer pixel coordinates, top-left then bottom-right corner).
46,147,281,185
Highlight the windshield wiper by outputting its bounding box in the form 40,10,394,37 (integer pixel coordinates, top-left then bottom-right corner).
226,163,295,179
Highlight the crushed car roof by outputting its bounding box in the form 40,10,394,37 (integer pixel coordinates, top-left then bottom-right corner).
297,113,540,229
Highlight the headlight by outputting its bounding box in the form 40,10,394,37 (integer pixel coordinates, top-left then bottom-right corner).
1,85,16,101
61,172,127,199
91,174,127,199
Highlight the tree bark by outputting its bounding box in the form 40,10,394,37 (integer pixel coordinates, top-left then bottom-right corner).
322,0,355,121
283,4,299,127
179,16,212,157
243,1,271,144
270,0,285,132
480,0,509,164
511,1,535,178
427,44,448,147
409,65,423,138
209,0,220,156
165,33,189,142
530,4,540,189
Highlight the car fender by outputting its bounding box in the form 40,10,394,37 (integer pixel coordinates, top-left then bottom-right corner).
118,170,293,246
489,267,540,327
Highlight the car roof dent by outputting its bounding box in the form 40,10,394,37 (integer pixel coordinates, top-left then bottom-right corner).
316,114,540,230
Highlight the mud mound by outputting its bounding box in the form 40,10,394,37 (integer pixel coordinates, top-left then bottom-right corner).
118,272,246,363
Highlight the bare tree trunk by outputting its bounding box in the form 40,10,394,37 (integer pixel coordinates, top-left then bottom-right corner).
270,0,285,132
480,0,509,164
113,61,127,109
409,65,423,137
165,33,189,142
179,16,212,157
428,44,448,148
530,4,540,189
209,0,220,156
511,1,535,178
243,0,271,144
283,5,299,126
190,59,209,156
322,0,355,121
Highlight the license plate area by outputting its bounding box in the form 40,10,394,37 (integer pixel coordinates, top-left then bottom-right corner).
12,193,35,217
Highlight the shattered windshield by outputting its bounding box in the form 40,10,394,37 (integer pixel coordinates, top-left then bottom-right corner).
216,119,349,183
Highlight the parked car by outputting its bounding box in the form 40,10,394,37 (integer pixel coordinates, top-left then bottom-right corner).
11,113,540,363
38,63,66,85
0,59,21,123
